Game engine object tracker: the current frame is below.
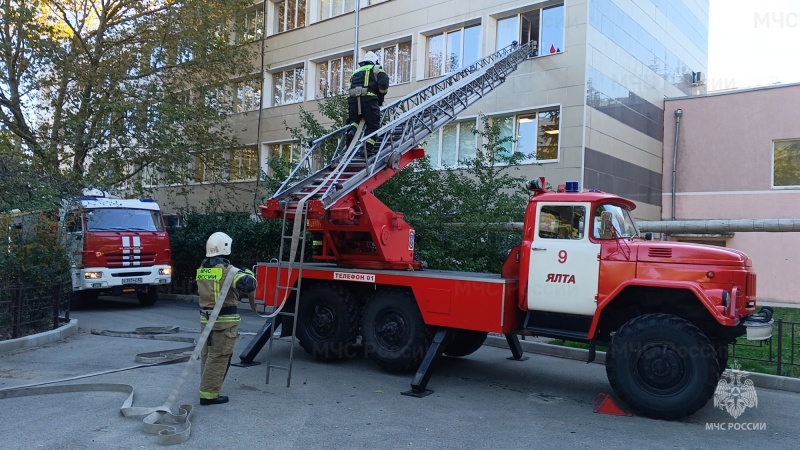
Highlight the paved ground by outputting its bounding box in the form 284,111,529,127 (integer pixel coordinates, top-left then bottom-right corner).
1,296,800,449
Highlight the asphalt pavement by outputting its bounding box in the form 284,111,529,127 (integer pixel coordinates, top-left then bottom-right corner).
1,296,799,450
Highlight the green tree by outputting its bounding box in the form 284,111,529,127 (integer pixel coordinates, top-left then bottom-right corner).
0,0,257,209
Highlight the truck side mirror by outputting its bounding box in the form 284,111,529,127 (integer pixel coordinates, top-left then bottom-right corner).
600,211,613,239
644,231,654,241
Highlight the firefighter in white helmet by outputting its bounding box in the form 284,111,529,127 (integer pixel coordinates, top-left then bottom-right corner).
195,231,256,405
345,50,390,155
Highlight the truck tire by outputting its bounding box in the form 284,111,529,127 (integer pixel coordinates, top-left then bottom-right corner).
296,283,359,360
137,287,159,306
70,291,99,310
714,342,729,376
363,289,430,372
443,330,488,357
606,313,720,420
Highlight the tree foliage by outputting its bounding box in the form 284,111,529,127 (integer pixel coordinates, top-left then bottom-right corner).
0,0,258,211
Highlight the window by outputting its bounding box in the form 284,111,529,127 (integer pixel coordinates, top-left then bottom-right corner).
85,209,165,233
539,205,585,240
236,77,262,112
150,47,167,69
773,139,800,188
496,108,560,162
319,0,355,20
273,67,305,105
205,85,234,112
236,5,265,43
375,41,411,85
425,120,476,168
426,24,481,78
496,4,564,56
267,142,303,163
593,204,638,239
229,146,260,181
276,0,306,33
193,152,223,183
317,55,354,97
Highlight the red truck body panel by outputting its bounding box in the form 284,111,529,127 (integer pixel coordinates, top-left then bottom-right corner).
255,263,521,333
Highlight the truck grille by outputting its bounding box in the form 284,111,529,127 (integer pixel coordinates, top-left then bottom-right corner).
105,252,157,267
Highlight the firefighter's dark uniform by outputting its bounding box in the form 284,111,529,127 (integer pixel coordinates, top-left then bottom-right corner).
196,256,256,404
346,62,390,154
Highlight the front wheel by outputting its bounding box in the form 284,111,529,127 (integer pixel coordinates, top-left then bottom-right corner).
137,287,159,306
362,289,430,372
443,330,488,357
605,313,720,420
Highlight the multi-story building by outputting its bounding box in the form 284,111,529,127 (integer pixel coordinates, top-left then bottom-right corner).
151,0,709,224
662,83,800,304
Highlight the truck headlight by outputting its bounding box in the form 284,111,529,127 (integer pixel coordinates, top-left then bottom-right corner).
84,272,102,279
159,267,172,276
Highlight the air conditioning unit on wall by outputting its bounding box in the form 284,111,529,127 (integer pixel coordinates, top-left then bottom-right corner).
692,71,705,86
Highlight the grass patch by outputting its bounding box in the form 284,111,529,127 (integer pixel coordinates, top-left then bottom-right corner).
547,307,800,378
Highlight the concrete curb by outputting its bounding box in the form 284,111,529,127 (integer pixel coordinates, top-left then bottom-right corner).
484,335,800,394
0,319,79,354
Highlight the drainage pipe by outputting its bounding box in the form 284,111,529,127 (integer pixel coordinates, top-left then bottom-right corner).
671,108,683,220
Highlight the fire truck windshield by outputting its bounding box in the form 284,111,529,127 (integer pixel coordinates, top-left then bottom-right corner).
593,204,639,239
85,208,164,232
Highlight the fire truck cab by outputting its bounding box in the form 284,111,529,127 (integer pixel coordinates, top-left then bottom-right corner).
60,190,172,308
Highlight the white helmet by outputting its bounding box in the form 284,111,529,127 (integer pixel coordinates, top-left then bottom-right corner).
360,51,379,66
206,232,232,257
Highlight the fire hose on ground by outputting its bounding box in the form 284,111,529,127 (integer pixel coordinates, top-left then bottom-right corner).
0,268,239,446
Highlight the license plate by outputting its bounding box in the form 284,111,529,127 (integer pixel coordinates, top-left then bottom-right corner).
122,277,143,284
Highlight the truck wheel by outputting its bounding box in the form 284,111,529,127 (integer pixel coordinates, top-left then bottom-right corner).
69,291,99,310
296,283,359,360
363,289,430,372
714,342,729,376
443,330,488,357
137,287,159,306
606,313,719,420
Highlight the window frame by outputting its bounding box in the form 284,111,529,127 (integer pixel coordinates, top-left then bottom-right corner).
318,0,355,21
272,66,306,106
493,107,561,164
235,77,263,113
373,40,412,86
425,23,481,78
274,0,307,34
228,146,260,181
235,4,266,44
316,54,354,98
495,3,565,57
772,138,800,189
424,119,478,169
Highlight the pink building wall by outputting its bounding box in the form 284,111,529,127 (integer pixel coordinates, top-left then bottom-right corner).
662,83,800,305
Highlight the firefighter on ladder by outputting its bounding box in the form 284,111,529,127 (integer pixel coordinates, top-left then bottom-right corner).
196,232,257,405
345,51,390,155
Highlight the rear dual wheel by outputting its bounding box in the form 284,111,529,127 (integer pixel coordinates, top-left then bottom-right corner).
362,289,430,372
296,283,360,360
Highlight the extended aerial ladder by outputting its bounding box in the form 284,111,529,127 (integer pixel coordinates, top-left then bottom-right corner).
240,41,534,383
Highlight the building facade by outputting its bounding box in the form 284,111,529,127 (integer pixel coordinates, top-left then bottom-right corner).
151,0,709,224
663,83,800,304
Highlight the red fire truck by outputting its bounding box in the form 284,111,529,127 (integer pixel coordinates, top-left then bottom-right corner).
60,190,172,308
243,42,774,420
